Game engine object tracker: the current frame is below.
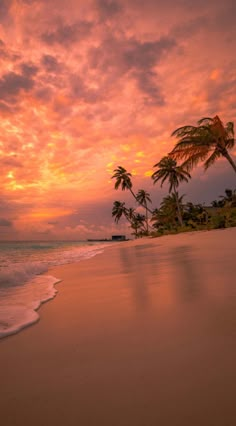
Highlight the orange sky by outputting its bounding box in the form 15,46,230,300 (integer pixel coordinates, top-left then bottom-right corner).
0,0,236,240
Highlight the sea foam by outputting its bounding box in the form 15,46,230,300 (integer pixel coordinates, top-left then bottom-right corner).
0,275,60,338
0,241,109,338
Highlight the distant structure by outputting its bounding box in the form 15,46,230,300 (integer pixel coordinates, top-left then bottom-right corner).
87,235,127,242
111,235,126,241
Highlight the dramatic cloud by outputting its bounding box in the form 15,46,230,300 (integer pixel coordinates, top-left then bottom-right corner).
41,21,93,46
41,55,61,72
0,219,12,227
96,0,122,20
0,71,35,101
0,0,13,22
0,0,235,239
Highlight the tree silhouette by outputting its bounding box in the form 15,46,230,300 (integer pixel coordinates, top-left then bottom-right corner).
170,115,236,173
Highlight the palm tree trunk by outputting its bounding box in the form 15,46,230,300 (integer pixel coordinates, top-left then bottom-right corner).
145,204,149,234
129,188,153,214
174,188,184,227
223,150,236,174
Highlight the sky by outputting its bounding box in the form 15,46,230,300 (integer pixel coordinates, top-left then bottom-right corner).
0,0,236,240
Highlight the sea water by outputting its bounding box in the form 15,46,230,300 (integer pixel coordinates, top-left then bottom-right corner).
0,241,109,339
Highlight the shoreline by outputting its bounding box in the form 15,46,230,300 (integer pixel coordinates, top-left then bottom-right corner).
0,228,235,426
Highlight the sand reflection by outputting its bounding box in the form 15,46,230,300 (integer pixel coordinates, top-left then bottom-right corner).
168,245,201,303
119,244,159,310
119,242,204,312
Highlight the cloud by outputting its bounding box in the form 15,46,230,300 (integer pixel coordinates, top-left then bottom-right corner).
0,70,34,101
0,101,13,112
88,35,176,104
123,37,175,70
0,0,235,240
96,0,122,19
1,157,23,168
0,39,21,63
134,71,164,106
88,35,175,73
0,0,13,22
172,15,209,39
212,0,236,33
0,218,13,227
209,79,236,104
41,54,62,72
41,20,93,46
20,0,41,3
20,63,38,77
69,74,105,104
0,39,8,58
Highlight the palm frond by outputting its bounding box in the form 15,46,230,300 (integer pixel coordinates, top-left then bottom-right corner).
176,168,192,181
180,152,209,171
114,178,121,190
153,172,169,186
170,143,210,162
225,122,235,148
197,117,213,125
171,125,197,138
226,121,234,135
151,169,166,182
225,138,235,149
204,149,221,170
171,115,236,173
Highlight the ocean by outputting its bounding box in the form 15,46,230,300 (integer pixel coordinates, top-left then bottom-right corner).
0,240,110,339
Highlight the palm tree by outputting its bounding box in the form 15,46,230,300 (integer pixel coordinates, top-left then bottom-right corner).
151,207,170,232
170,115,236,173
136,189,152,234
150,208,160,231
126,207,136,223
112,202,145,238
221,188,236,206
184,202,208,227
216,188,236,207
152,156,191,226
112,201,129,224
151,194,184,232
130,213,146,238
160,193,185,228
112,166,153,214
112,166,136,198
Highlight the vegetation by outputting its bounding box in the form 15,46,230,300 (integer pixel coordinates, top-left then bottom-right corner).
112,166,153,213
136,189,152,234
170,115,236,173
151,156,191,226
111,115,236,238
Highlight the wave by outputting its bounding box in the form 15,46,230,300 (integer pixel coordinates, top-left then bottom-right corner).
0,275,61,339
0,262,48,288
0,242,109,339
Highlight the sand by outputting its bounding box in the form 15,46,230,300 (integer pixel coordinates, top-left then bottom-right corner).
0,229,236,426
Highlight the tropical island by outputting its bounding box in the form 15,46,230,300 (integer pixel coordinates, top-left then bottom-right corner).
1,115,236,426
111,115,236,238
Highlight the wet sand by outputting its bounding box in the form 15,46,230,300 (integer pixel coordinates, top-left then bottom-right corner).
0,229,236,426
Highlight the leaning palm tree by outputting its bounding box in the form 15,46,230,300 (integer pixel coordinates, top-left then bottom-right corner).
112,166,136,198
170,115,236,173
112,166,153,213
136,189,152,234
152,156,191,226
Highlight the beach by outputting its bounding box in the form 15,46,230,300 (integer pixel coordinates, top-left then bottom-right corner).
0,229,236,426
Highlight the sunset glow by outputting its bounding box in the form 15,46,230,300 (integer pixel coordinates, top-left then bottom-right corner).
0,0,236,239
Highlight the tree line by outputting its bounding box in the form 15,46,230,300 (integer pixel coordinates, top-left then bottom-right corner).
111,115,236,238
